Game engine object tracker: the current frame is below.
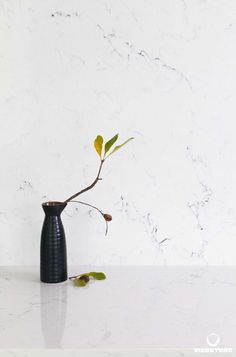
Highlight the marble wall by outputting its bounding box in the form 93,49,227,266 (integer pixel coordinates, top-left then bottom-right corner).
1,0,236,265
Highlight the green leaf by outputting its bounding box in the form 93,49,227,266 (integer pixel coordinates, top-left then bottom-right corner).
104,134,119,156
106,137,134,158
94,135,103,157
88,272,106,280
74,278,87,287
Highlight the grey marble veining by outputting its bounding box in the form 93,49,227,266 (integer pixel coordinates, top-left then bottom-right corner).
1,1,236,266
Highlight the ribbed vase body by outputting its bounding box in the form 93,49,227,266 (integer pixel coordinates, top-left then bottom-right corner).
40,202,68,283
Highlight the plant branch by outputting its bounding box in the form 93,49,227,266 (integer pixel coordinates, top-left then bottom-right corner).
69,273,87,280
69,275,80,280
64,159,105,203
69,200,109,235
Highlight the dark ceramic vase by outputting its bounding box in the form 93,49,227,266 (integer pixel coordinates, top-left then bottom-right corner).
40,201,68,283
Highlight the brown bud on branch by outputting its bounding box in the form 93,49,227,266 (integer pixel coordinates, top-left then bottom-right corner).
103,214,112,222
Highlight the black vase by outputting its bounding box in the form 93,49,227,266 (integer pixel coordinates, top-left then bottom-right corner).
40,201,68,283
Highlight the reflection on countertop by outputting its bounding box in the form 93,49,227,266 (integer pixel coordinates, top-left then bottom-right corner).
40,281,68,348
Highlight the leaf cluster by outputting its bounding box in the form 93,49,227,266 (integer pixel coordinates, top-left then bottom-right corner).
94,134,134,160
70,272,106,287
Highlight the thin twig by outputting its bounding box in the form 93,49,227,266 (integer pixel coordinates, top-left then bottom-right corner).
69,274,84,280
64,159,105,203
69,200,108,235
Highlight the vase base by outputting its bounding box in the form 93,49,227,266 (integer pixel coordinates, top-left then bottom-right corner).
40,271,68,284
40,278,68,284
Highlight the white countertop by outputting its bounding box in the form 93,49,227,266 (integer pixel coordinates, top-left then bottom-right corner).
0,266,235,353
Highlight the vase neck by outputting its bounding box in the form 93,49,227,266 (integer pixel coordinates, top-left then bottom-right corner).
42,202,67,216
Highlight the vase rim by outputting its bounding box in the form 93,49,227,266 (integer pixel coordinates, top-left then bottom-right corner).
42,201,67,207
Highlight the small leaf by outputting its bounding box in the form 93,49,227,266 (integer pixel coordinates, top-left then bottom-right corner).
104,134,119,155
94,135,103,157
73,278,87,287
89,272,106,280
106,137,134,158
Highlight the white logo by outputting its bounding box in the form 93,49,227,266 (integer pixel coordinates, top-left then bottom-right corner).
206,333,220,347
194,333,232,353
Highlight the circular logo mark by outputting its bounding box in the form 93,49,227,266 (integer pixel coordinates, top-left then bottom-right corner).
206,333,220,347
